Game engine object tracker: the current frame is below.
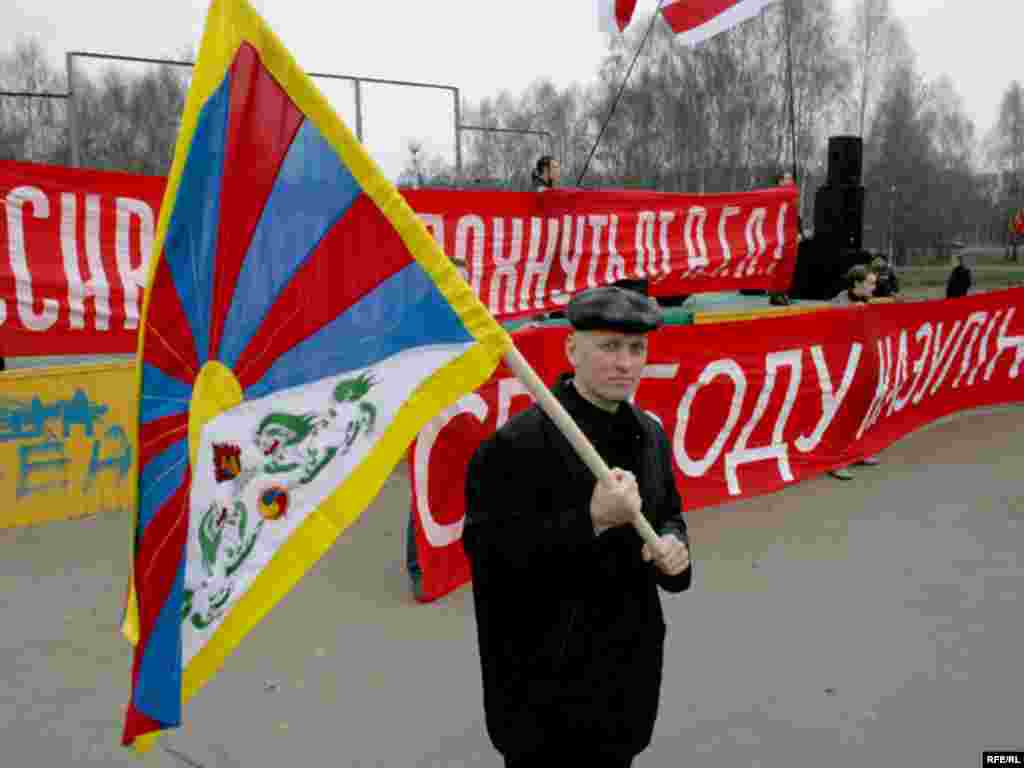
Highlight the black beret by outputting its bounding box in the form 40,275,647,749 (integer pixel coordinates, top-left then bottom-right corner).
567,286,663,333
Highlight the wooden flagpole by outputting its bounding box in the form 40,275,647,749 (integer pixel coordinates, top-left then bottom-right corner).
502,344,661,548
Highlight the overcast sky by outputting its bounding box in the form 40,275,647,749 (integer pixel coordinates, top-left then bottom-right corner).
5,0,1021,179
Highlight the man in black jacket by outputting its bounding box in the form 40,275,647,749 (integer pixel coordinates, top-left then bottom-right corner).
946,252,973,298
463,286,693,768
871,255,900,299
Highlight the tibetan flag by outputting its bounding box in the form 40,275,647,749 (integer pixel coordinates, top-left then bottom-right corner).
598,0,640,33
661,0,779,46
121,0,511,752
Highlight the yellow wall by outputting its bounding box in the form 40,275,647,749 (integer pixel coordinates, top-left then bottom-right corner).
0,361,136,529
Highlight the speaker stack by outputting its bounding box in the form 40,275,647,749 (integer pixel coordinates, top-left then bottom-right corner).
814,136,865,251
789,136,868,300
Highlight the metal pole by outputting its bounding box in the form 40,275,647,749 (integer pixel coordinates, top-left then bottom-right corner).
66,52,80,168
889,184,896,261
577,0,665,186
783,0,799,184
353,79,363,142
453,87,462,182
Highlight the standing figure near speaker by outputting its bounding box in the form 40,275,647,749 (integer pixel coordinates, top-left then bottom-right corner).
532,155,560,192
828,265,882,480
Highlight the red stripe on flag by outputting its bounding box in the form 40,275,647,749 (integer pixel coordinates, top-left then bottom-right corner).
233,193,413,388
142,258,201,384
139,413,189,470
125,470,190,745
122,702,164,747
662,0,747,32
132,470,190,649
207,43,305,361
616,0,639,31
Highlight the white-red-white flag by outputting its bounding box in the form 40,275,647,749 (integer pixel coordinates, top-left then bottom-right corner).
661,0,779,46
598,0,640,33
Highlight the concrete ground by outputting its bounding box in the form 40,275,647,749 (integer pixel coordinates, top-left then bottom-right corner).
1,405,1022,767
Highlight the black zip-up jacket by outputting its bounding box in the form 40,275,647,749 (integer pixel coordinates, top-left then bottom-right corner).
946,265,972,298
463,375,693,760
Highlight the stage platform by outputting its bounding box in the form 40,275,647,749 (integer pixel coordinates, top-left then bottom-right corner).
682,292,833,325
503,293,834,331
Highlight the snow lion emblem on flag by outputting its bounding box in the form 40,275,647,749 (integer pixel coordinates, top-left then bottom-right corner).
181,373,379,632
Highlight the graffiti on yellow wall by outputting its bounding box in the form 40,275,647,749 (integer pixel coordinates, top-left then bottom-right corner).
0,361,137,529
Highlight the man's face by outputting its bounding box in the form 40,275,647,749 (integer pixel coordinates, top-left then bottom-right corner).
546,160,561,186
566,330,648,407
853,272,878,298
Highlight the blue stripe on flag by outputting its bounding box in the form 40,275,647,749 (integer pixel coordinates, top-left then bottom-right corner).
132,556,185,727
140,364,194,423
218,119,361,368
245,260,474,399
139,441,188,531
162,74,232,368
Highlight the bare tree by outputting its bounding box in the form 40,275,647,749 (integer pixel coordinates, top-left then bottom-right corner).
846,0,909,138
75,61,188,174
460,78,590,190
397,138,456,188
992,81,1024,175
781,0,850,217
0,37,67,163
990,82,1024,259
398,139,427,187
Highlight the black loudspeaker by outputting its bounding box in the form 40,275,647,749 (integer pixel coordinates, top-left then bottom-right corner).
788,237,870,301
814,185,864,251
827,135,863,187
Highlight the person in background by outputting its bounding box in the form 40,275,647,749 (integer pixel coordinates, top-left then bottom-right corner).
463,286,692,768
828,264,882,480
771,171,798,306
831,263,877,306
531,155,560,192
946,251,973,298
406,505,424,601
871,255,900,299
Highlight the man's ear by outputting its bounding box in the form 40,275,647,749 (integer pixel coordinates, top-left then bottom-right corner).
565,331,578,367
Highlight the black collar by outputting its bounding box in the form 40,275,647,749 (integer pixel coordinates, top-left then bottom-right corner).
554,373,639,431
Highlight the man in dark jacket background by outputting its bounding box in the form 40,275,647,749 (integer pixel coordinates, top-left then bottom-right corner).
946,252,973,298
870,255,900,299
463,286,693,767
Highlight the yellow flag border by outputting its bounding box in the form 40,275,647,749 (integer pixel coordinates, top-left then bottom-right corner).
125,0,512,751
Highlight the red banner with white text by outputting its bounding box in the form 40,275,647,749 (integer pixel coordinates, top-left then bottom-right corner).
404,186,799,319
0,160,798,355
0,160,166,355
409,290,1024,602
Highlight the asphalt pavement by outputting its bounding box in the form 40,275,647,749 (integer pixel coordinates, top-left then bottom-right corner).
1,405,1021,768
